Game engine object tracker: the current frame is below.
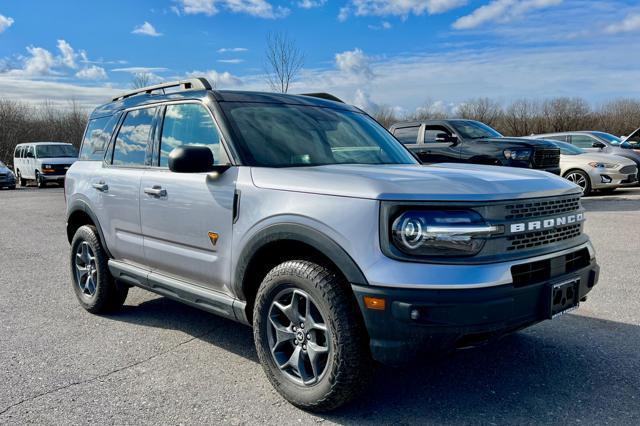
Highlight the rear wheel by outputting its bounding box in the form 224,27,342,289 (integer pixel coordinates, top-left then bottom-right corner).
564,170,591,195
70,225,128,314
253,260,372,412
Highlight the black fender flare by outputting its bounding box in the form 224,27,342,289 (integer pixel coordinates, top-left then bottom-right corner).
66,199,113,258
233,223,369,300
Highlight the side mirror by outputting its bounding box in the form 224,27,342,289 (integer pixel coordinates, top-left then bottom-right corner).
592,141,606,149
435,133,457,144
169,145,215,173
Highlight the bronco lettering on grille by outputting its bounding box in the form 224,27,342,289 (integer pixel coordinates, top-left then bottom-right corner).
510,213,584,233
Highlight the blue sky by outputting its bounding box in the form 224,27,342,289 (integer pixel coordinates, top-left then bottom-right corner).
0,0,639,113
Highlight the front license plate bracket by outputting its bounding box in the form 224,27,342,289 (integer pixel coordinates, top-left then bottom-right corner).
548,278,579,319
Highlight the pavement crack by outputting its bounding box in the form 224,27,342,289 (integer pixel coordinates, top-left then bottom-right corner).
0,325,221,417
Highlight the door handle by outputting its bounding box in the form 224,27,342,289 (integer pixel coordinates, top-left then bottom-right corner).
92,182,108,192
144,185,167,197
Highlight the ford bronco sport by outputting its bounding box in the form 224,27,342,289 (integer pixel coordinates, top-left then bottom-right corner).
66,79,599,411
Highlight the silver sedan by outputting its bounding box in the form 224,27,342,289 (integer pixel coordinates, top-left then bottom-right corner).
552,141,637,194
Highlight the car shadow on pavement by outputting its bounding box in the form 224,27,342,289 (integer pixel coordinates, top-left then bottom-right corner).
108,295,640,424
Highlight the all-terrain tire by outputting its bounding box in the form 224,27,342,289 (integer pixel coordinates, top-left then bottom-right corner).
253,260,372,412
70,225,128,314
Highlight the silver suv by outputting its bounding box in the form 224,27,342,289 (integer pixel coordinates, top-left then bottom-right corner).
66,79,599,411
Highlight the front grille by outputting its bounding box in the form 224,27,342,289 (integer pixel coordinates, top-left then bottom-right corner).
620,165,637,174
505,197,581,220
511,248,590,288
46,164,71,174
533,148,560,168
507,224,582,251
0,173,6,179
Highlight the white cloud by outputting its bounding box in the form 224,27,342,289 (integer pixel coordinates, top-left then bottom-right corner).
217,58,244,64
187,69,243,87
176,0,289,18
0,14,14,34
335,48,373,79
132,21,162,37
605,13,640,34
217,47,248,53
340,0,467,20
368,20,392,30
112,66,168,73
298,0,326,9
76,65,107,80
453,0,562,30
57,40,77,69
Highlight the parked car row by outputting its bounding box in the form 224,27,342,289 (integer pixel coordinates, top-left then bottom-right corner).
388,119,639,195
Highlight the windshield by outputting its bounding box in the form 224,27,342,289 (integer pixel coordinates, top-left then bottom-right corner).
591,132,622,145
221,102,417,167
552,140,584,155
35,144,78,159
449,120,503,139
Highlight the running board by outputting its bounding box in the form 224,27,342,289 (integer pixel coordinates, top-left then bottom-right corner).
108,260,249,325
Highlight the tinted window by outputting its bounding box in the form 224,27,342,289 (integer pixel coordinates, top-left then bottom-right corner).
393,126,419,144
159,103,223,167
14,146,22,158
113,108,157,166
570,135,596,149
26,146,34,158
424,126,451,143
222,103,416,167
80,116,118,161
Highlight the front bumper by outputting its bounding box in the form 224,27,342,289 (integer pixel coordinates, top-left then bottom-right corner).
352,254,599,365
590,168,637,189
41,173,66,182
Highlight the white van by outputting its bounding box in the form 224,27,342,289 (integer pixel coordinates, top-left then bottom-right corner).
13,142,78,188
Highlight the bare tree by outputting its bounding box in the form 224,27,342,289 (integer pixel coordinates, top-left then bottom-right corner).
456,97,503,127
131,72,152,89
264,31,304,93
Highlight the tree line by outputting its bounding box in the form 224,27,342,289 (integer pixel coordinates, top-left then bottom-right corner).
2,96,640,167
371,97,640,139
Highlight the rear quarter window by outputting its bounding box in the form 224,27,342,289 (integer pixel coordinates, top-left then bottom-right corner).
79,115,119,161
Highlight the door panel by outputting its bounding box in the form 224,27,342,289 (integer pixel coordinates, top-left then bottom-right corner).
418,126,461,163
140,168,238,293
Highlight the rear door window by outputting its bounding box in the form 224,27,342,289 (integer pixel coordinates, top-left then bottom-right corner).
80,115,119,161
393,126,420,144
112,107,157,166
545,135,567,142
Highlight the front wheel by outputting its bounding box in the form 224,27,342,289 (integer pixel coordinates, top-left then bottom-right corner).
253,260,372,412
36,171,46,188
70,225,128,314
564,170,592,195
16,170,26,187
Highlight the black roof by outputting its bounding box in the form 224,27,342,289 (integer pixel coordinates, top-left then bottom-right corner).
90,86,358,119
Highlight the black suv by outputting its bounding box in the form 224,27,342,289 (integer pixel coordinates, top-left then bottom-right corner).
390,119,561,174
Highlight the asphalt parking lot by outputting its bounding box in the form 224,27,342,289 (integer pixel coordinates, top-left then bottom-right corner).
0,186,639,425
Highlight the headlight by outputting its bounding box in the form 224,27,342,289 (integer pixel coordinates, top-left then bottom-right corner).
503,149,532,161
43,164,52,169
588,162,618,169
391,210,499,257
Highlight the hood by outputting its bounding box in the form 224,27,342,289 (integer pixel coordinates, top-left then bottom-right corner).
37,157,76,165
479,137,558,148
0,165,11,173
563,152,636,166
251,163,580,202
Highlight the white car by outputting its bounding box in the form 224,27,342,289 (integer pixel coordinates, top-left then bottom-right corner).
552,141,637,194
13,142,78,188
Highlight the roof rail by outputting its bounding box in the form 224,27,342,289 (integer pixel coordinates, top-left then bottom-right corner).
300,93,345,103
111,77,212,102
